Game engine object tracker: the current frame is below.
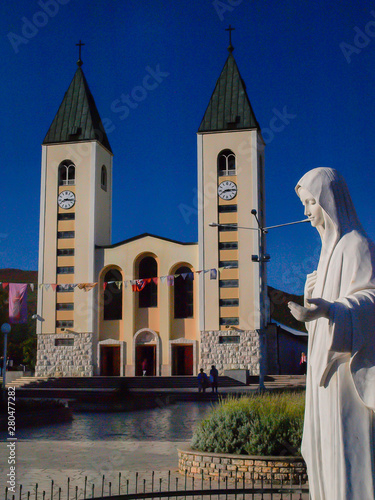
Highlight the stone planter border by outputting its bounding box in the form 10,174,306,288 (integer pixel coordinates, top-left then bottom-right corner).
178,445,307,484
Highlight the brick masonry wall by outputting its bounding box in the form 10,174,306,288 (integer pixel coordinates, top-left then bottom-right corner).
35,333,94,377
200,330,260,375
178,446,307,484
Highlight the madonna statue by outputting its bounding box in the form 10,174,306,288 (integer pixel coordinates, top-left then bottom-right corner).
288,167,375,500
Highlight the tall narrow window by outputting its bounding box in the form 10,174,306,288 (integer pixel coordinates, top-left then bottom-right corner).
101,165,107,191
58,160,75,186
103,269,123,320
139,257,157,308
174,266,194,318
218,149,236,176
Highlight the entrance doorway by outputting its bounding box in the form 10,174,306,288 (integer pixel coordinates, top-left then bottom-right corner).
136,345,156,376
100,345,120,376
172,345,193,375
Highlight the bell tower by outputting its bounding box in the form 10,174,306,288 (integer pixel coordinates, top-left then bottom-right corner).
35,53,113,377
197,40,267,334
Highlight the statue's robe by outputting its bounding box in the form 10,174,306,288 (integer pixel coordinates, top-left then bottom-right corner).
297,168,375,500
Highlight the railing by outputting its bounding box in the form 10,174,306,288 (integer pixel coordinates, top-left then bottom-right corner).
4,470,309,500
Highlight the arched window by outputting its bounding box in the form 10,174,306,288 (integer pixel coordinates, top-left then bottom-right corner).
217,149,236,176
58,160,75,186
139,256,157,308
101,165,107,191
103,269,123,320
174,266,194,318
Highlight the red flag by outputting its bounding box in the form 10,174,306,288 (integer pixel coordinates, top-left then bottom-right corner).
2,283,9,289
9,284,28,324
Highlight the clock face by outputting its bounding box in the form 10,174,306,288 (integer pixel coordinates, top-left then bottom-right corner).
218,180,237,200
58,190,76,209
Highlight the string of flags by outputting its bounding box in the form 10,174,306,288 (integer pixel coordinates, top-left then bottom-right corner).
0,267,232,293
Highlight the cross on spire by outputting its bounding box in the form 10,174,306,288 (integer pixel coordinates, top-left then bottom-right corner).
225,25,235,53
76,40,85,67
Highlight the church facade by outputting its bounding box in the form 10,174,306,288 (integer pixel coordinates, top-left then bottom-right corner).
35,45,270,378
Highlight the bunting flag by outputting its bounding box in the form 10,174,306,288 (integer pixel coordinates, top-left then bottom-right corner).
1,265,229,292
210,269,217,280
167,275,174,286
132,279,146,292
77,283,97,292
9,283,28,324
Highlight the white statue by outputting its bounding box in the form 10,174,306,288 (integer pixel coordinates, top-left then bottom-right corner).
288,167,375,500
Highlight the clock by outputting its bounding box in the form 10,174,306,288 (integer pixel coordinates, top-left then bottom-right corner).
218,180,237,200
58,190,76,209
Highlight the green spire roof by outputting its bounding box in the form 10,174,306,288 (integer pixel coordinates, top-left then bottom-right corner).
43,66,112,153
198,53,259,133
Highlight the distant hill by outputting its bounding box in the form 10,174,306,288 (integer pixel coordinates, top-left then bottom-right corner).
0,269,38,283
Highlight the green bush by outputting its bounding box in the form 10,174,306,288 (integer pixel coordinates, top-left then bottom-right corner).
191,392,305,456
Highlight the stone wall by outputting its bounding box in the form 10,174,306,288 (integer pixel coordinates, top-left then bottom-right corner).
200,330,260,375
178,446,307,484
35,333,94,377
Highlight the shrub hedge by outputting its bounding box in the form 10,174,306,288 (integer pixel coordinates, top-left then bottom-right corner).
191,392,305,456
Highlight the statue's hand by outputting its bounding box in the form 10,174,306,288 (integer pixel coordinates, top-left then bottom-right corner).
304,270,317,307
288,298,331,322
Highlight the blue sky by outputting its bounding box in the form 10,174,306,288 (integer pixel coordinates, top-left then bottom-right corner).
1,0,375,295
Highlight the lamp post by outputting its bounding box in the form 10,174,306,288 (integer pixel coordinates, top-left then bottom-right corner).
1,323,11,393
209,214,309,390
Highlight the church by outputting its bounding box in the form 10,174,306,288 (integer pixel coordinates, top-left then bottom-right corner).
35,38,275,378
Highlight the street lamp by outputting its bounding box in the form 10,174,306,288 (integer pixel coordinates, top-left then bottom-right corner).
210,212,309,390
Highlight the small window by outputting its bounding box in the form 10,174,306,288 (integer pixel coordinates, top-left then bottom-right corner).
101,165,107,191
219,298,239,307
219,242,238,250
58,213,75,220
219,335,240,344
57,248,75,256
218,224,238,232
57,231,75,239
58,161,75,186
57,266,74,274
218,205,237,213
219,260,238,269
56,303,74,310
56,320,74,328
218,149,236,176
56,285,74,292
55,338,74,346
219,280,239,288
219,317,239,326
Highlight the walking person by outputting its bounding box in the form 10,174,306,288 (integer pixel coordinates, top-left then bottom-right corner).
197,368,208,393
209,365,219,393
